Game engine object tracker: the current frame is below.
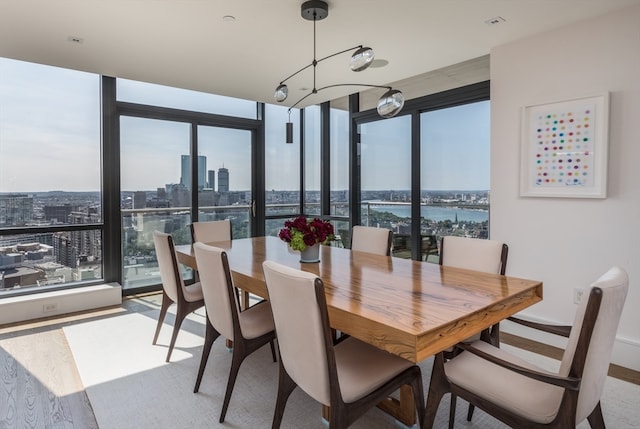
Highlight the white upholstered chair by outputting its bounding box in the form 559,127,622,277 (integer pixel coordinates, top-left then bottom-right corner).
190,219,231,243
192,242,277,423
423,266,629,429
190,219,249,306
262,260,424,429
349,225,393,256
152,231,205,362
438,235,509,421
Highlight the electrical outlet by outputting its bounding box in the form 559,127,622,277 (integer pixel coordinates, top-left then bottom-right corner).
573,288,585,304
43,303,58,313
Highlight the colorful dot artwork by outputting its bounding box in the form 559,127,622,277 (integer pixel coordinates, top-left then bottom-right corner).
529,103,595,188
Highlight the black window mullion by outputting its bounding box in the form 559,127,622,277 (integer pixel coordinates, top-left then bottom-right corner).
320,102,331,218
410,111,421,260
101,76,121,285
190,123,198,222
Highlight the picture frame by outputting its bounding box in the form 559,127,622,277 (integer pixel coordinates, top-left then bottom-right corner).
519,93,609,198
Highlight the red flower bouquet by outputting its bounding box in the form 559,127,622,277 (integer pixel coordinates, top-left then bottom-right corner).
278,216,335,251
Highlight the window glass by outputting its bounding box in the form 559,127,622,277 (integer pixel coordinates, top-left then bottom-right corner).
197,125,252,238
330,107,349,217
304,106,321,215
359,116,412,258
117,78,257,119
120,116,192,290
265,104,301,216
420,100,490,261
0,57,102,292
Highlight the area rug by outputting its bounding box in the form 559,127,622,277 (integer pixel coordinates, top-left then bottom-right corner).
63,309,639,428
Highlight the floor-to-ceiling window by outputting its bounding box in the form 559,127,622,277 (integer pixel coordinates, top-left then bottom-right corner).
358,115,413,257
420,100,490,262
0,58,103,295
196,125,253,238
120,117,192,289
329,105,350,246
264,104,302,236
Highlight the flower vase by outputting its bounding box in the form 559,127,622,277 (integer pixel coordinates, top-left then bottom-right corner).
300,243,320,263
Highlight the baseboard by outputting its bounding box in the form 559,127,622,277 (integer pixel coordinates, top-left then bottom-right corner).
0,283,122,325
501,317,640,372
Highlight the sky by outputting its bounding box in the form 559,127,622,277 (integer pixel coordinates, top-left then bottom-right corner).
0,57,489,193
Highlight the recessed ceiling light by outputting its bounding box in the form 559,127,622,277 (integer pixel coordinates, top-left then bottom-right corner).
484,16,506,26
222,15,236,22
67,36,84,44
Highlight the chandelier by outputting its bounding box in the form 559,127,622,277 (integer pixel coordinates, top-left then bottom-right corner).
275,0,405,143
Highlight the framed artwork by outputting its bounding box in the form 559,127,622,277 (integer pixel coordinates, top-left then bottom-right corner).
520,93,609,198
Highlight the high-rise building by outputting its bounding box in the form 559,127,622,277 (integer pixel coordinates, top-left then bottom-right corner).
53,233,77,268
0,194,33,227
207,170,216,190
218,167,229,193
180,155,207,190
43,204,74,224
133,191,147,209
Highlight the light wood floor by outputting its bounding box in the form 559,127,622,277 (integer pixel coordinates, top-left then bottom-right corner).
0,292,638,429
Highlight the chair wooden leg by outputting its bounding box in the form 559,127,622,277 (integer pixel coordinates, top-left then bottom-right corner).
269,340,277,362
423,353,450,429
165,305,188,362
194,319,220,393
271,362,298,429
449,394,457,429
152,292,171,345
219,344,247,423
409,369,426,429
466,403,476,422
587,401,606,429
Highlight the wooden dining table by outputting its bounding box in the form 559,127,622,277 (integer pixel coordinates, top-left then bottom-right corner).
175,236,543,425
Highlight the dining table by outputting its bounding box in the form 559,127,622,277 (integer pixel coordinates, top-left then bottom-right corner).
175,235,543,425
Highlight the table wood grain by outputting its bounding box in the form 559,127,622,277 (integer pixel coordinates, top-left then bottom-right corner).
176,236,542,363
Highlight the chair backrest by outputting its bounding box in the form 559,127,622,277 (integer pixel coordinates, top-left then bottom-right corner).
350,225,393,256
439,235,508,275
262,260,334,405
192,242,238,340
190,219,232,243
153,231,184,303
559,266,628,422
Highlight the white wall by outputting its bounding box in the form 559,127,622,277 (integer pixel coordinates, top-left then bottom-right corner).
490,4,640,370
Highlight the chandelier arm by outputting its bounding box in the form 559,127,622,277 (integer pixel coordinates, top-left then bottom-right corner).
315,45,364,65
315,83,392,92
279,63,315,86
278,44,365,86
287,90,320,112
287,83,393,113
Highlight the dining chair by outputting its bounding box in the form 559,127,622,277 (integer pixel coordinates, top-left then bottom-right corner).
152,230,205,362
423,266,629,429
439,235,509,421
190,219,250,306
190,219,232,243
350,225,393,256
262,260,424,429
192,242,277,423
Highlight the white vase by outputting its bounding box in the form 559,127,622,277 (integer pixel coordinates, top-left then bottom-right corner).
299,243,320,263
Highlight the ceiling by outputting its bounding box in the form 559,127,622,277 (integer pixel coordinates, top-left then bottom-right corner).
1,0,638,110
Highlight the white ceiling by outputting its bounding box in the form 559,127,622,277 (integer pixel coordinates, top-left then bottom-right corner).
1,0,638,109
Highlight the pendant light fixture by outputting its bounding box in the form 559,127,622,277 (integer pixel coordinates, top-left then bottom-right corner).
275,0,405,143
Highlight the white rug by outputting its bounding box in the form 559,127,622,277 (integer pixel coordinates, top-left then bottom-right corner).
63,309,639,429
